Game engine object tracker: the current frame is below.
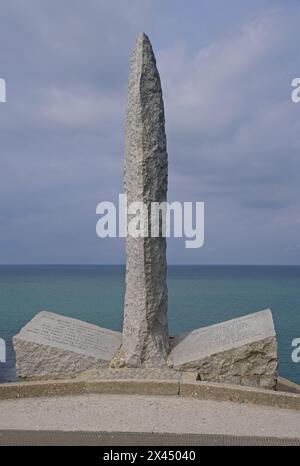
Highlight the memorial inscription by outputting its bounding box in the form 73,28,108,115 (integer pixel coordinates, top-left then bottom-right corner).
169,309,276,366
17,311,121,359
168,309,278,389
13,311,122,378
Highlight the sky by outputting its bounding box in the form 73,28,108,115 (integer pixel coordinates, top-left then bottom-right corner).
0,0,300,265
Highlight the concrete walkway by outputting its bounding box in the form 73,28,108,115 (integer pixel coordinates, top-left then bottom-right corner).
0,393,300,444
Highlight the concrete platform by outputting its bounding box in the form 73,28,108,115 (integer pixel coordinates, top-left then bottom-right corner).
1,373,300,445
0,393,300,443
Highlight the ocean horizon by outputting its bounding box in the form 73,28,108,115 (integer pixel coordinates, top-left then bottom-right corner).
1,264,299,384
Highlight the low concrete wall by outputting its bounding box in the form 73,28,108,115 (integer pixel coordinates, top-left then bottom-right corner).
0,378,180,400
277,376,300,394
0,374,300,410
180,379,300,410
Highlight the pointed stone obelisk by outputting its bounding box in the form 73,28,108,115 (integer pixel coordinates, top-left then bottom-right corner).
120,33,169,367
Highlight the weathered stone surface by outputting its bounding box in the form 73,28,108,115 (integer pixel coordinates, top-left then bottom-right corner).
76,367,181,381
120,33,169,367
168,309,278,389
13,311,122,379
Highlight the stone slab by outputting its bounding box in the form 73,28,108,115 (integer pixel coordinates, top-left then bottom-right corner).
13,311,122,379
169,309,276,365
168,309,278,389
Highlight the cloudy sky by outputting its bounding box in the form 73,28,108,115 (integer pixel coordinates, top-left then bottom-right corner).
0,0,300,264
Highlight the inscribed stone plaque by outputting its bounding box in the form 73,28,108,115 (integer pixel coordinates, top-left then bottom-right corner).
13,311,122,379
169,309,275,366
168,309,278,389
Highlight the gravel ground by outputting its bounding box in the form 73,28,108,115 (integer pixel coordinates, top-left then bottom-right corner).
0,393,300,438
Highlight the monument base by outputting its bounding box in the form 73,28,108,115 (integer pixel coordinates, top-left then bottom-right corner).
168,309,278,390
13,309,278,390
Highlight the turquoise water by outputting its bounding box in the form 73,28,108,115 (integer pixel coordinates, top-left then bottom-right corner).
0,265,300,384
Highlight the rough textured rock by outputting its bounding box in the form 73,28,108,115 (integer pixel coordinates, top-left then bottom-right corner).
168,309,278,389
120,33,169,367
13,311,122,379
187,337,277,389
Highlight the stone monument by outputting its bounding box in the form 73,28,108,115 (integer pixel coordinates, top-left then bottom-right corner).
13,33,278,389
116,32,169,368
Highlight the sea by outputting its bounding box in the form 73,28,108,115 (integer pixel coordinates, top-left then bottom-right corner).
0,265,300,384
